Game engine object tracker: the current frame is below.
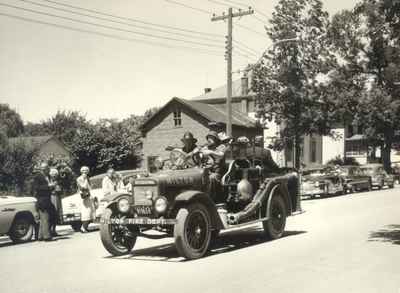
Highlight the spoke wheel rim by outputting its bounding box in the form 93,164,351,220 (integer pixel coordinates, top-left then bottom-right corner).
109,215,131,250
185,210,208,252
271,201,284,233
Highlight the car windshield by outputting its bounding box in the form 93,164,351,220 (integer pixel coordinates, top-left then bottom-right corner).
361,168,374,175
90,177,104,189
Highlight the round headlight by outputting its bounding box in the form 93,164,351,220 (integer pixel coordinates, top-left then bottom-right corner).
145,190,153,199
154,197,168,214
118,198,130,213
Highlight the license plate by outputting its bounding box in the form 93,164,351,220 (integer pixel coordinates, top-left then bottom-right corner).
102,218,177,225
134,205,152,215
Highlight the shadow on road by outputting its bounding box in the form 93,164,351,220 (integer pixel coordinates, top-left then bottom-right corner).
109,227,306,262
0,229,75,248
369,225,400,245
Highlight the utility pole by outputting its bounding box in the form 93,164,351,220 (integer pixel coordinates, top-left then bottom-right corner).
211,7,254,137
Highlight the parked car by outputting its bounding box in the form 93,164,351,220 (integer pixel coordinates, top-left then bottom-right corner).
99,144,302,260
61,170,146,231
300,166,345,198
337,165,372,193
0,195,39,243
359,164,395,189
391,163,400,184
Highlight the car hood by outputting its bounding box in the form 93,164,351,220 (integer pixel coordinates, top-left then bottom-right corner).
0,195,36,206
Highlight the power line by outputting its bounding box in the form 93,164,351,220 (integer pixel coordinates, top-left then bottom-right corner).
234,44,258,57
0,3,223,48
37,0,222,37
0,12,225,56
207,0,240,10
164,0,212,15
233,39,259,54
236,22,266,38
220,0,249,9
254,8,270,21
14,0,223,43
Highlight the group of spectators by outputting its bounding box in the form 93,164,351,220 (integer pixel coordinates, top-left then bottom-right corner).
31,161,130,239
31,162,63,241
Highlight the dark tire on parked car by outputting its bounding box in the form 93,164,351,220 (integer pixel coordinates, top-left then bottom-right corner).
174,203,212,260
388,183,394,189
70,221,82,232
263,195,287,240
378,180,384,189
100,208,137,256
9,215,34,244
366,181,372,192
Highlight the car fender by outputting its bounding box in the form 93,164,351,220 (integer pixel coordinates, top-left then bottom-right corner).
174,191,223,230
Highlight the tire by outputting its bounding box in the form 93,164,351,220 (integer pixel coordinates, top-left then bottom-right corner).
174,203,212,260
378,180,384,190
366,181,372,192
388,183,394,189
100,208,137,256
9,215,34,244
70,221,82,232
263,195,287,240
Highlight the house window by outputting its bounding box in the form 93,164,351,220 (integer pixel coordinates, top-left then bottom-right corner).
310,138,317,163
173,109,182,127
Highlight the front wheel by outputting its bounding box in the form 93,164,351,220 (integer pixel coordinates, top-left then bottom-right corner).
9,216,34,243
100,208,137,256
174,203,212,260
263,195,287,240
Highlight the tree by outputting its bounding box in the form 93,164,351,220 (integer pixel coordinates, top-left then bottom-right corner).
0,136,39,194
252,0,337,168
0,104,24,137
329,0,400,171
43,110,90,147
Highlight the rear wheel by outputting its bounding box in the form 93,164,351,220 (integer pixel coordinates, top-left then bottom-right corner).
174,203,212,260
9,215,34,243
263,195,287,240
100,208,137,256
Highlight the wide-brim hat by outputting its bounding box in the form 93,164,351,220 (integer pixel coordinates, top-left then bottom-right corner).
206,131,220,143
181,132,198,143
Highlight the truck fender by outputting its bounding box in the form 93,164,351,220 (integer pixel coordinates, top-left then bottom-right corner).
174,191,223,230
266,183,292,219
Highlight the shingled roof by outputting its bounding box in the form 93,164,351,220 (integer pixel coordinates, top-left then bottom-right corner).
8,136,54,147
141,97,258,133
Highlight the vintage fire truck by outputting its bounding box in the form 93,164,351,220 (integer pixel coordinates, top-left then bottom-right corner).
99,137,301,259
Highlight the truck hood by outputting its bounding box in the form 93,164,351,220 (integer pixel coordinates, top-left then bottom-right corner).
137,168,208,190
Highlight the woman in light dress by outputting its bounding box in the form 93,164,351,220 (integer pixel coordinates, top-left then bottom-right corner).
49,168,62,236
76,166,95,232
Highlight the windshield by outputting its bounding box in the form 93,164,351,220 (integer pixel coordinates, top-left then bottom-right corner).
361,168,374,175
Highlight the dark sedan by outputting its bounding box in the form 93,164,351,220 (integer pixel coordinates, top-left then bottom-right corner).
360,164,395,189
338,165,372,193
301,167,345,198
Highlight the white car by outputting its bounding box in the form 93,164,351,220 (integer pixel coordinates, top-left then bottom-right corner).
61,170,146,231
0,195,39,243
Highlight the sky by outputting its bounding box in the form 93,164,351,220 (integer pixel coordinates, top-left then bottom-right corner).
0,0,360,123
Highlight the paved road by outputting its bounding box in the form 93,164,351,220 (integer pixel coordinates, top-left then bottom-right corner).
0,187,399,293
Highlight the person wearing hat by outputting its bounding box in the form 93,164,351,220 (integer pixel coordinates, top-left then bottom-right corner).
180,131,198,154
31,162,54,241
201,131,228,201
